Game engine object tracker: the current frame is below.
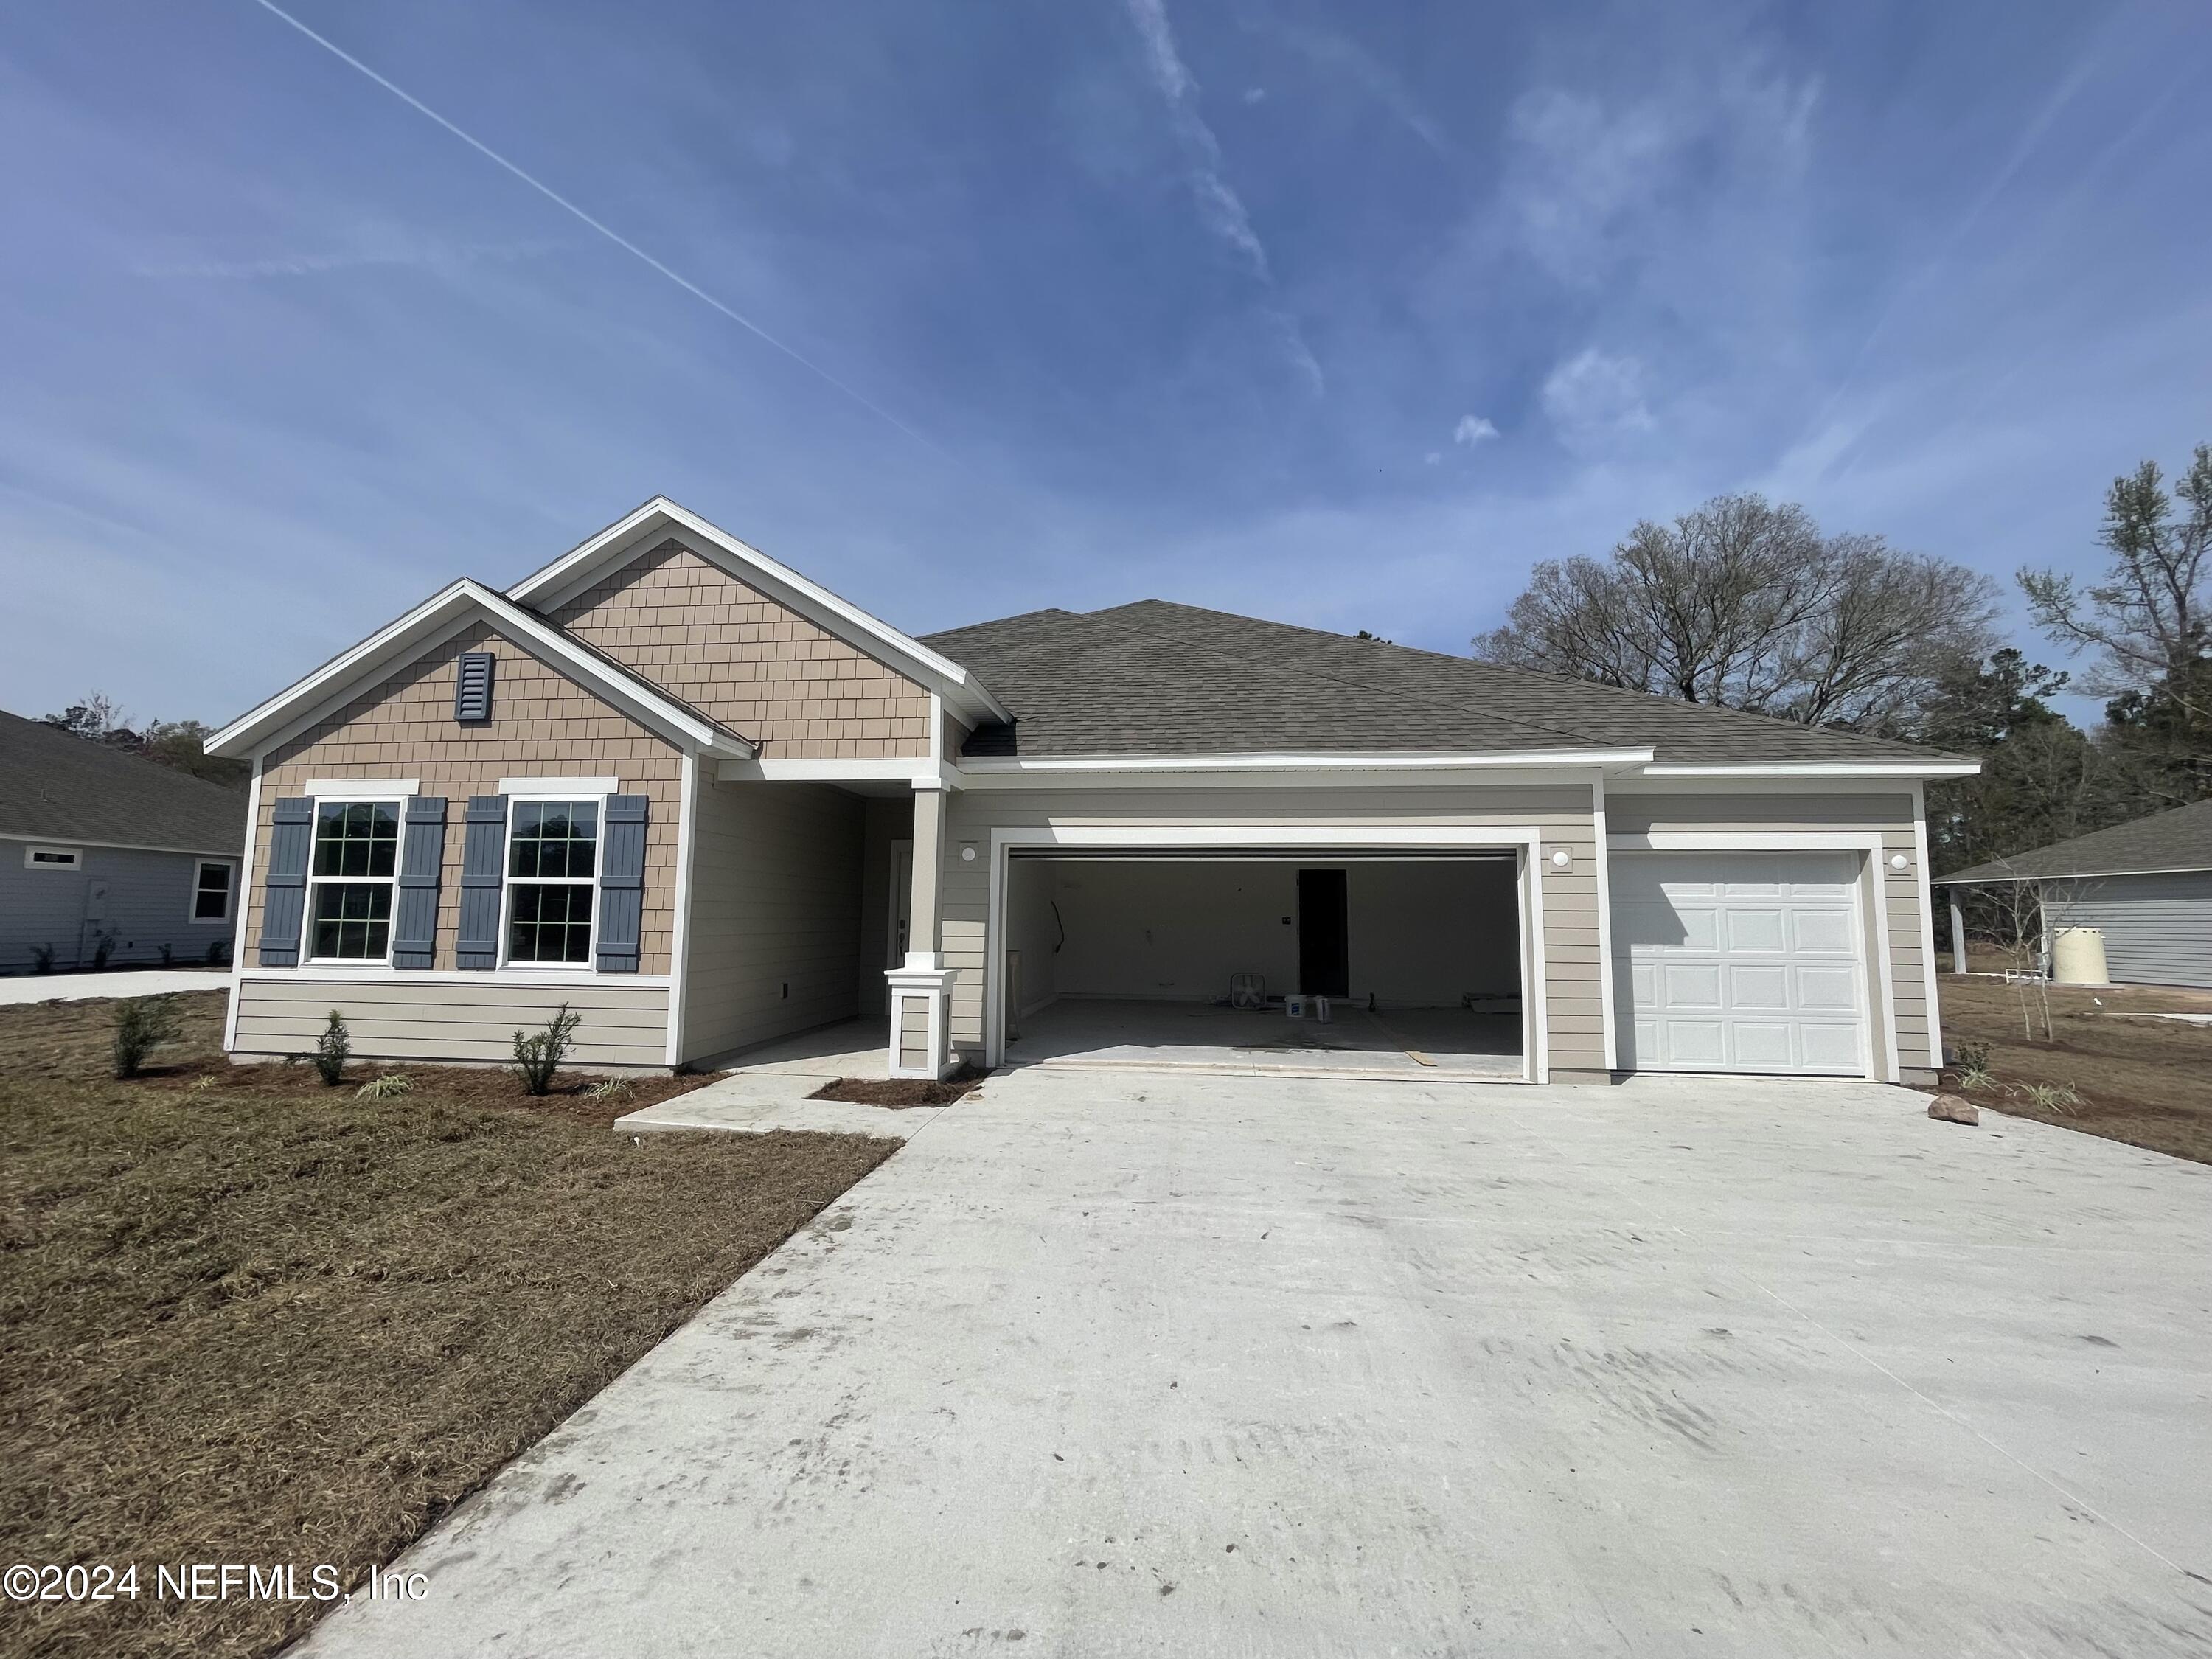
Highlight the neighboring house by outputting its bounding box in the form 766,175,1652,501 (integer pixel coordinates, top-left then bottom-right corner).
205,498,1975,1083
1934,800,2212,989
1,709,248,973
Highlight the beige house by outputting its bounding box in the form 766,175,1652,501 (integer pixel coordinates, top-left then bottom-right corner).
207,498,1975,1085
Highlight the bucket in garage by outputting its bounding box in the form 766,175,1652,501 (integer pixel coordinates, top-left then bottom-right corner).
2051,927,2110,985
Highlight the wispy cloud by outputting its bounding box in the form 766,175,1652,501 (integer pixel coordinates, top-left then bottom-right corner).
1453,414,1499,447
1266,21,1452,155
1121,0,1323,393
135,237,566,281
1540,349,1654,453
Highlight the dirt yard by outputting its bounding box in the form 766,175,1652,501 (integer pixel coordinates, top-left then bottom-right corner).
1933,974,2212,1164
0,990,897,1659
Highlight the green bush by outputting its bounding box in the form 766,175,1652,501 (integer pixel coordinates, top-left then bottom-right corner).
312,1011,351,1087
512,1004,580,1097
113,995,183,1079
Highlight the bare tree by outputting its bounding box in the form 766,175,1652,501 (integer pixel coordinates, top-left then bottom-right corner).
2020,444,2212,724
1476,493,1998,728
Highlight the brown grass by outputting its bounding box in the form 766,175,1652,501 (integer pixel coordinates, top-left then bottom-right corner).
1933,975,2212,1164
0,991,897,1658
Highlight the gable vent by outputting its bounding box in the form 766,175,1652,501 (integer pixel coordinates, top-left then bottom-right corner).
454,652,495,723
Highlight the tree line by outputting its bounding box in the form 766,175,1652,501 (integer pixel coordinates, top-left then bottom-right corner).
1473,443,2212,873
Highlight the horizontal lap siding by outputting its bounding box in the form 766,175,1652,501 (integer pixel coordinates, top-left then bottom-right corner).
2048,873,2212,987
1,840,240,973
942,785,1601,1074
681,778,863,1062
232,978,669,1067
248,621,683,975
1610,792,1931,1072
552,540,931,759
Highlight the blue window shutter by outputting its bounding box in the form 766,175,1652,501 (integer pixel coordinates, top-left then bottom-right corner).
456,796,508,970
595,795,649,973
454,652,495,723
392,796,447,969
259,797,313,966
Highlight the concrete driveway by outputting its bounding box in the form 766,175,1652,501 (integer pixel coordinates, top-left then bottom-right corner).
302,1070,2212,1658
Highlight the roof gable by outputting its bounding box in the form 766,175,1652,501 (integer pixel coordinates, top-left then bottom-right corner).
205,580,756,762
507,498,1009,726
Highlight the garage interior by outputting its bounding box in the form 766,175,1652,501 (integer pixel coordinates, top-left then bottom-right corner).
1001,852,1526,1078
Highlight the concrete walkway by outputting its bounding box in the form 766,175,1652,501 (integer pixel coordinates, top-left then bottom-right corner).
0,968,230,1005
619,1016,945,1140
301,1071,2212,1658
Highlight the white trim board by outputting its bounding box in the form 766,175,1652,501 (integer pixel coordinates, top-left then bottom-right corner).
1,832,249,859
981,823,1550,1083
205,578,757,762
504,497,1012,727
959,748,1652,774
1632,762,1980,779
236,968,674,988
500,776,619,798
1931,864,2212,885
1913,780,1943,1068
665,751,698,1068
301,777,418,798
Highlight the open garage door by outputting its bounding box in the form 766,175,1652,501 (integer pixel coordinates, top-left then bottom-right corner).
997,849,1526,1080
1611,851,1870,1077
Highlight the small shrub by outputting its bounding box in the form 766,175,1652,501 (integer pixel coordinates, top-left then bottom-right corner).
582,1076,633,1102
112,995,183,1079
206,939,231,967
187,1074,220,1096
1955,1041,1990,1073
356,1071,413,1101
1955,1062,1997,1093
159,943,175,968
512,1004,580,1097
312,1011,351,1086
30,944,55,975
2023,1081,2082,1114
90,930,117,972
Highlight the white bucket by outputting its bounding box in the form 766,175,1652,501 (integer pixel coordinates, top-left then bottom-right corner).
1285,995,1307,1019
2051,927,2109,985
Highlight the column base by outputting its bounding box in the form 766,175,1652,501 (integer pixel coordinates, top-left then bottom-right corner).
885,964,958,1080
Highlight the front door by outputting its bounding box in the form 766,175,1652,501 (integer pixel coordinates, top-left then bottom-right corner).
1298,868,1349,998
884,841,913,1012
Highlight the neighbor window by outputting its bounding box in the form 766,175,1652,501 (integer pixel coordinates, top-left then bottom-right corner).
24,845,83,870
192,859,234,922
504,799,597,965
307,801,399,961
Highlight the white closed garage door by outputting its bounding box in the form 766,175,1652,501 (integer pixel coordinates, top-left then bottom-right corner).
1612,851,1868,1077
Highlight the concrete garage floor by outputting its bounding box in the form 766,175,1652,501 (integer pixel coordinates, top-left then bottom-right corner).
1009,996,1523,1079
300,1072,2212,1658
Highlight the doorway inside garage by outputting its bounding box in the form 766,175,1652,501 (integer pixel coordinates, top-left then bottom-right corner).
997,851,1526,1080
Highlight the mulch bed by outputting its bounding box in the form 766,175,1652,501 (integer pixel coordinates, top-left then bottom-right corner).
1928,976,2212,1165
0,990,897,1659
807,1071,988,1108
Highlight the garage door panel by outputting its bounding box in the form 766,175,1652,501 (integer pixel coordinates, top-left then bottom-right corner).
1615,851,1869,1078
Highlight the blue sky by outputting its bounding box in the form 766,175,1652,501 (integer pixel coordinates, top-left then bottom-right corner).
2,0,2208,728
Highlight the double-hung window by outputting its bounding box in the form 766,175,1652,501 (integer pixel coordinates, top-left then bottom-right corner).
307,801,400,961
504,799,598,966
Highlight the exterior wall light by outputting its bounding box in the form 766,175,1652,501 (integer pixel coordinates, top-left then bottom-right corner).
1889,853,1909,870
1551,849,1571,869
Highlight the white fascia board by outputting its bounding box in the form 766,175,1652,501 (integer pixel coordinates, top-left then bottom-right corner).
1930,863,2212,886
715,756,957,787
1632,762,1981,779
206,579,755,762
0,832,247,858
956,748,1653,774
504,497,1014,727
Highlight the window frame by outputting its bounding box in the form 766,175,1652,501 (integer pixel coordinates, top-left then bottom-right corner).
302,793,407,967
189,858,236,925
497,790,606,972
24,845,83,871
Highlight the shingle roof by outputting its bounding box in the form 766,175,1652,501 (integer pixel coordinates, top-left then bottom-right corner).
922,601,1965,766
0,710,248,854
1935,799,2212,884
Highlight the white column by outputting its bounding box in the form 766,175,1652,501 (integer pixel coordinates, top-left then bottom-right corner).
885,781,955,1079
1949,894,1967,975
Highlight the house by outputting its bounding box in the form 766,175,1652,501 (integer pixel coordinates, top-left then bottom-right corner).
1933,800,2212,989
1,709,248,973
204,498,1975,1084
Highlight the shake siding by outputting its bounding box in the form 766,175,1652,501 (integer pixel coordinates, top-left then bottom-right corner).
680,776,865,1061
940,785,1602,1074
232,978,669,1068
1608,792,1932,1073
550,539,931,759
247,622,683,975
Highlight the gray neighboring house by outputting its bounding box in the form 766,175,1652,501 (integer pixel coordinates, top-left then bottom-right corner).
1934,799,2212,988
1,709,248,973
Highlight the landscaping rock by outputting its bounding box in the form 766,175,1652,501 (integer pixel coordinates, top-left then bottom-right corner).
1927,1095,1980,1126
